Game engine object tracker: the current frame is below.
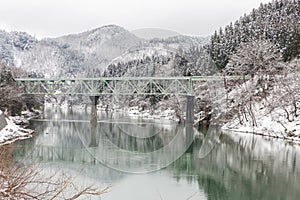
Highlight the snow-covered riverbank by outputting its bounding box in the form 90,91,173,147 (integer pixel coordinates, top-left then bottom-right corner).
223,103,300,143
0,118,34,146
0,110,36,146
222,110,300,143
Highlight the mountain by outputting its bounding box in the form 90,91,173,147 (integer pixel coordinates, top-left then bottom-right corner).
13,25,144,78
0,25,208,78
131,28,181,39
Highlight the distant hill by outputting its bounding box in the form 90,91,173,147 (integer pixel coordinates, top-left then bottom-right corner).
131,28,181,39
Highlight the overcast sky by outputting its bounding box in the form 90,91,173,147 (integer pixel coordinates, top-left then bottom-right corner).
0,0,272,39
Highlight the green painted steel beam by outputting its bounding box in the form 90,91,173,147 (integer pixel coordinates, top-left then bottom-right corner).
15,76,248,96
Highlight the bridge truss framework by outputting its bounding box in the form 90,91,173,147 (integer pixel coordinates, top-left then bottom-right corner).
15,76,245,96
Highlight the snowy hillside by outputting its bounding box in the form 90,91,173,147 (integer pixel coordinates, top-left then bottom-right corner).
103,35,209,77
0,30,37,67
104,47,175,77
220,58,300,141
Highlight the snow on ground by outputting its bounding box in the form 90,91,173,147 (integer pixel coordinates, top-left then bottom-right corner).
223,109,300,143
45,100,181,122
126,106,178,121
0,115,35,146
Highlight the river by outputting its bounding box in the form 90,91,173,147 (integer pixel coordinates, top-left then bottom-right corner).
12,105,300,200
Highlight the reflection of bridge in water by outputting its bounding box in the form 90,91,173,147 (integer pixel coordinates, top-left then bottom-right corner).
22,127,197,173
20,107,199,173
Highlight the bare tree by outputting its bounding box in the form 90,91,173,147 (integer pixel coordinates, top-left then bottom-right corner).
0,145,110,199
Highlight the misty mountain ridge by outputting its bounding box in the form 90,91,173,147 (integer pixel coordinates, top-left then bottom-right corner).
131,28,181,39
0,25,208,78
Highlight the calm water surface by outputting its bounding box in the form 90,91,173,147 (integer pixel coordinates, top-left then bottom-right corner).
13,105,300,200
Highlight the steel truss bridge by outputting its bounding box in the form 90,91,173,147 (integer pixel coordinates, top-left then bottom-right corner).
15,76,246,125
15,76,245,96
